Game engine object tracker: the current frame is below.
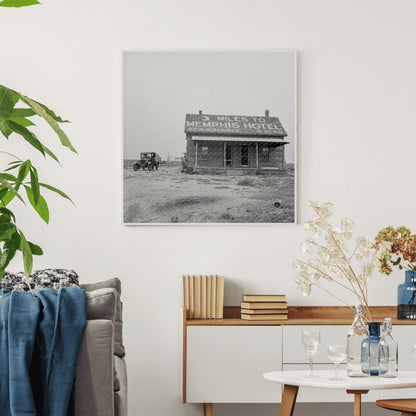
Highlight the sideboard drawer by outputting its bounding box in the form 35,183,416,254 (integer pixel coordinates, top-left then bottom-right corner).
283,325,350,364
187,325,282,403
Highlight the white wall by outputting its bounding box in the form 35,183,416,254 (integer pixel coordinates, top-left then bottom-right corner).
2,0,416,415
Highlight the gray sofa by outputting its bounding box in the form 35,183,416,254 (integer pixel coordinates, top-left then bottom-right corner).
76,278,127,416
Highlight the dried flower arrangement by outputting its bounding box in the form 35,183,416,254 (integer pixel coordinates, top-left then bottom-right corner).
374,226,416,275
293,201,376,320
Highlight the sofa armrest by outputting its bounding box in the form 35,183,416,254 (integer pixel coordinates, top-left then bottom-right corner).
76,320,114,416
114,356,128,416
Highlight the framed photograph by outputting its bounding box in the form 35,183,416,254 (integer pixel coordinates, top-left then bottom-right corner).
123,51,296,224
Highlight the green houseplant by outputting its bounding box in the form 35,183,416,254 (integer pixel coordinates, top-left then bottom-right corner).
0,0,76,281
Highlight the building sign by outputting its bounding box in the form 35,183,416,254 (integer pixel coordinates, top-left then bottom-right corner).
185,113,287,137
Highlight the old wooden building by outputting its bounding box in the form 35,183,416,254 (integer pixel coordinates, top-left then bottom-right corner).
184,110,290,174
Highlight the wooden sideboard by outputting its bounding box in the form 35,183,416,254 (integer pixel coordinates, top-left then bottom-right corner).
182,306,416,416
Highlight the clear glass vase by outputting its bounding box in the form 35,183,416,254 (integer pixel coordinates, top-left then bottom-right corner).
379,318,398,377
347,304,370,377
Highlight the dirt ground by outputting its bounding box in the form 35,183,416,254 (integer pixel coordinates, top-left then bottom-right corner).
123,164,295,223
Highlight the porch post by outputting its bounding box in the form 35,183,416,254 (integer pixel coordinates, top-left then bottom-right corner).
256,143,259,169
224,142,226,167
195,141,198,168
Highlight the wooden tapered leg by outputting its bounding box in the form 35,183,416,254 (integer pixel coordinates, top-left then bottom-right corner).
347,390,369,416
279,384,299,416
204,403,213,416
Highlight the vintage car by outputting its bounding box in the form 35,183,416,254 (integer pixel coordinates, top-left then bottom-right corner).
133,152,161,171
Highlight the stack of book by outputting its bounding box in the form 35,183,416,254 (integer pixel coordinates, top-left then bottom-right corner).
241,294,288,320
183,275,224,319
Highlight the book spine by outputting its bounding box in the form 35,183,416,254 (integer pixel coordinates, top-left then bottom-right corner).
206,275,212,318
183,275,189,318
194,275,201,319
216,275,224,319
189,276,194,319
201,275,206,319
211,275,217,319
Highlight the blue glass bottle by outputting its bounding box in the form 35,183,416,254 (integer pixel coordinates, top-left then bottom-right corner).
398,271,416,320
361,321,381,376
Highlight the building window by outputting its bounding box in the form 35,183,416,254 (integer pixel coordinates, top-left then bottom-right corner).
261,145,270,162
200,146,208,160
241,145,249,166
225,143,232,166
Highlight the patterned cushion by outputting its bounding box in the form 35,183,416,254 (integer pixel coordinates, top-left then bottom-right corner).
0,269,80,291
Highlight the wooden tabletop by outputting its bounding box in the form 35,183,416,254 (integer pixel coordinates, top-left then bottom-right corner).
185,306,416,325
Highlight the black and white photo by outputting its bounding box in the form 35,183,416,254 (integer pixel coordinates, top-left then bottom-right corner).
123,51,296,224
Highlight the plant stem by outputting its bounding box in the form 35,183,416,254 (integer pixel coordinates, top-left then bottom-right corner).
297,259,358,295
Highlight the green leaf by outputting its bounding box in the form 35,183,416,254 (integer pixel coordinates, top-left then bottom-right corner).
32,100,69,123
24,185,49,223
42,144,60,163
0,231,20,272
15,160,30,191
19,231,33,278
7,160,22,167
0,247,16,273
28,242,43,255
0,120,13,138
0,86,16,122
0,0,40,7
39,182,74,204
0,187,25,206
30,166,40,206
0,207,15,221
9,116,35,127
0,173,17,182
0,188,8,200
0,177,25,206
18,94,76,153
0,223,15,240
5,161,22,172
6,120,45,156
10,108,36,118
0,214,11,226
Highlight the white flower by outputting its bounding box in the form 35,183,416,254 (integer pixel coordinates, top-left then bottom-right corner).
300,241,312,254
342,217,355,231
292,259,302,270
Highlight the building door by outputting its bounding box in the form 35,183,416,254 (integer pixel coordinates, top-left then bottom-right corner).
225,143,232,166
241,145,249,166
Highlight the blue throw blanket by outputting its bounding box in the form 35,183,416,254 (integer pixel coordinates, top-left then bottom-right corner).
0,287,86,416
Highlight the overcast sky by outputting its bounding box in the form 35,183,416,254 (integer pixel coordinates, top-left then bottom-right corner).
123,51,296,163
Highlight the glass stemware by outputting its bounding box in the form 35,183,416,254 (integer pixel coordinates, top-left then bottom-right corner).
302,330,320,378
327,345,347,381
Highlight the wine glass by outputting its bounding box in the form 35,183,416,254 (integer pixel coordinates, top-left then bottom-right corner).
327,345,346,381
302,330,320,377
